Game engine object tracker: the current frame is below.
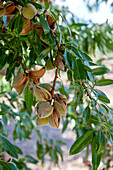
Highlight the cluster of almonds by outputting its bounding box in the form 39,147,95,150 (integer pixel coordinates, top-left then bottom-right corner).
0,1,55,36
36,90,67,128
12,65,67,128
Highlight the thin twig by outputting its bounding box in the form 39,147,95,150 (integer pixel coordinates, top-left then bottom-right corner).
81,81,92,100
50,29,64,54
51,53,60,98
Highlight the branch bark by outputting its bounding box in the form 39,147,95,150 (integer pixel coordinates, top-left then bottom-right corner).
81,81,92,100
51,53,60,98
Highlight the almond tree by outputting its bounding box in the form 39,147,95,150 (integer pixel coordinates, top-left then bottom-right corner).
0,0,113,169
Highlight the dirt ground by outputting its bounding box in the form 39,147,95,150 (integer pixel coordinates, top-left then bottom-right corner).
6,71,113,170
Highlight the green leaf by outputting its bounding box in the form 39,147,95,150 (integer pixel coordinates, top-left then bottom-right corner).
0,54,7,70
40,14,50,34
0,135,18,159
98,95,110,103
25,155,38,164
56,140,66,145
96,132,105,155
14,145,23,155
95,79,113,86
55,145,63,161
24,85,33,110
94,89,107,98
0,111,8,115
14,14,23,34
28,1,42,9
6,62,16,81
89,115,99,124
73,59,86,80
7,163,19,170
92,67,109,75
0,161,11,170
39,47,50,59
44,0,49,9
83,106,90,122
92,151,101,170
92,135,101,170
69,131,93,155
8,13,18,31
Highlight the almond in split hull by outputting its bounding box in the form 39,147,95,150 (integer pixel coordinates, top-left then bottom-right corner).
15,78,28,95
36,117,48,126
22,3,37,20
20,18,32,35
0,8,5,16
46,14,56,30
53,100,66,116
29,67,46,79
38,83,52,91
32,22,43,38
36,101,53,118
48,110,61,128
12,73,28,88
56,94,68,103
57,99,67,116
4,1,15,15
33,85,52,101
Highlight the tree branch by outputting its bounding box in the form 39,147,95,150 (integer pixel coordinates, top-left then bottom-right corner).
81,81,92,100
51,53,60,98
50,29,64,54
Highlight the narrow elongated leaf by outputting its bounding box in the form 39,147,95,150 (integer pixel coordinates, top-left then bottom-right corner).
14,145,23,155
92,151,101,170
28,1,42,9
73,59,86,80
0,111,8,115
94,89,107,98
55,145,63,161
25,155,38,164
0,135,18,158
0,161,11,170
69,131,93,155
39,47,50,59
6,62,16,81
98,95,110,103
8,13,18,31
44,0,49,9
0,54,7,70
40,14,50,34
92,67,109,75
83,106,90,122
92,135,101,170
14,14,23,34
96,132,105,155
7,163,19,170
89,115,99,124
95,79,113,86
24,85,33,110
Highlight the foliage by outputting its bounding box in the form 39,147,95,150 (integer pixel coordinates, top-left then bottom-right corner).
0,0,113,170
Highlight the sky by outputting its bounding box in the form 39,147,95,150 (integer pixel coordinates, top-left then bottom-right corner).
54,0,113,24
